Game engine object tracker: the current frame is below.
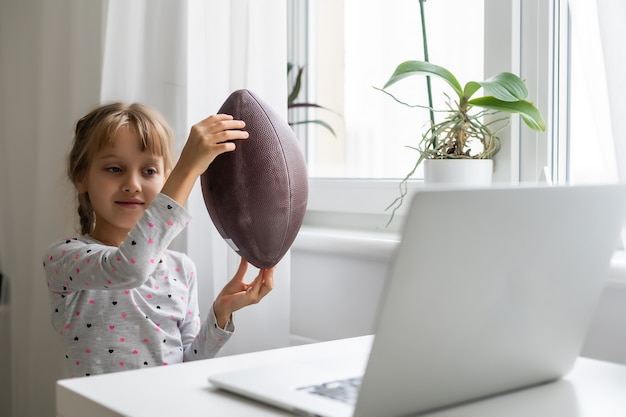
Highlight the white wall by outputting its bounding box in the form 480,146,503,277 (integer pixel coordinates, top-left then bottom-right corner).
581,254,626,364
291,244,387,343
290,225,396,344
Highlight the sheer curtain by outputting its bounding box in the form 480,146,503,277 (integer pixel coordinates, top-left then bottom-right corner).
0,1,287,416
593,1,626,181
568,0,618,184
0,2,103,416
569,0,626,244
184,0,290,356
102,0,289,357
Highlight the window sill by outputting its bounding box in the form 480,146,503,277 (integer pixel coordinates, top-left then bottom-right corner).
303,178,423,234
293,226,399,261
293,226,626,288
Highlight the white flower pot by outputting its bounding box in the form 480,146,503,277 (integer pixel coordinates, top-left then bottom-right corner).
423,159,493,186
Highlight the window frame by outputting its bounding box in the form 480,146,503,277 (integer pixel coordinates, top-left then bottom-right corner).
291,0,557,229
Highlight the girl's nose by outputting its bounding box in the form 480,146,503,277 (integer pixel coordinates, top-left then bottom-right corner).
123,173,141,193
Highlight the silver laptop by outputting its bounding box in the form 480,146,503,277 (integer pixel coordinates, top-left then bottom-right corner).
210,184,626,417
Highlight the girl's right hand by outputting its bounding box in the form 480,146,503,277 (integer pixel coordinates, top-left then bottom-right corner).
161,114,248,206
180,114,248,176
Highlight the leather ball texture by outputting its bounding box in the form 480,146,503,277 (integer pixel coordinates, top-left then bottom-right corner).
200,89,308,269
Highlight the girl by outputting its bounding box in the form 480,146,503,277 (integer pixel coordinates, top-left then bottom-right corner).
43,102,274,377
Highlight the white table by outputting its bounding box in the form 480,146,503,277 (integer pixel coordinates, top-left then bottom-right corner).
57,335,626,417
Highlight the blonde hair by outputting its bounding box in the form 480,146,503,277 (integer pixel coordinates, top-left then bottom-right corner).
68,102,175,235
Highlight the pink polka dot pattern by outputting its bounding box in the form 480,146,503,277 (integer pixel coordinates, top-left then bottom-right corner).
43,194,233,377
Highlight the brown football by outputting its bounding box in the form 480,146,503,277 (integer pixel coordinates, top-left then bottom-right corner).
200,89,308,269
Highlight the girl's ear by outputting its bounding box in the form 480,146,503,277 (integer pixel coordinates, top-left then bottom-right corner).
75,177,88,193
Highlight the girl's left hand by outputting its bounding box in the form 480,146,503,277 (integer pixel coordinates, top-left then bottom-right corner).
213,258,275,328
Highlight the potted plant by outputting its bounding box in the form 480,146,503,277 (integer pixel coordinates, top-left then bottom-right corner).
380,0,546,222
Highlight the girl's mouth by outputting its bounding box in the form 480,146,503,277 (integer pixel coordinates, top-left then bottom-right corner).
116,200,144,209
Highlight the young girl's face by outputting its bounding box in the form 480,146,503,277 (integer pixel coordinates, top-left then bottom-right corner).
78,125,167,244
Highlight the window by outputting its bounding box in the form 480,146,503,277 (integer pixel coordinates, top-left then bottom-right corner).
289,1,555,228
289,0,485,179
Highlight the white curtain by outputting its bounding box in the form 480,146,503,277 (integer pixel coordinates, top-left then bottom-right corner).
0,1,287,416
0,2,104,416
568,0,618,182
102,0,289,357
570,0,626,245
184,0,290,356
593,1,626,181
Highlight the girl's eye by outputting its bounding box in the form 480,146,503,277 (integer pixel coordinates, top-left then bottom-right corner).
106,167,122,173
144,168,157,176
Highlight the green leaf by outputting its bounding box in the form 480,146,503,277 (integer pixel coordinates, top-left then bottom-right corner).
289,102,343,118
463,81,482,100
289,102,328,110
288,66,305,106
290,119,337,137
477,72,529,102
469,96,546,131
383,61,463,99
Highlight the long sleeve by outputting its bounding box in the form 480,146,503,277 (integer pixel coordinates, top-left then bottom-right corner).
179,257,234,361
44,193,191,292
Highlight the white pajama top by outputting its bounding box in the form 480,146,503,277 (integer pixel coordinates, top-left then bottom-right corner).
43,193,233,377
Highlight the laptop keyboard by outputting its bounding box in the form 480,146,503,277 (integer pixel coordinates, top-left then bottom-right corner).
298,377,362,405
